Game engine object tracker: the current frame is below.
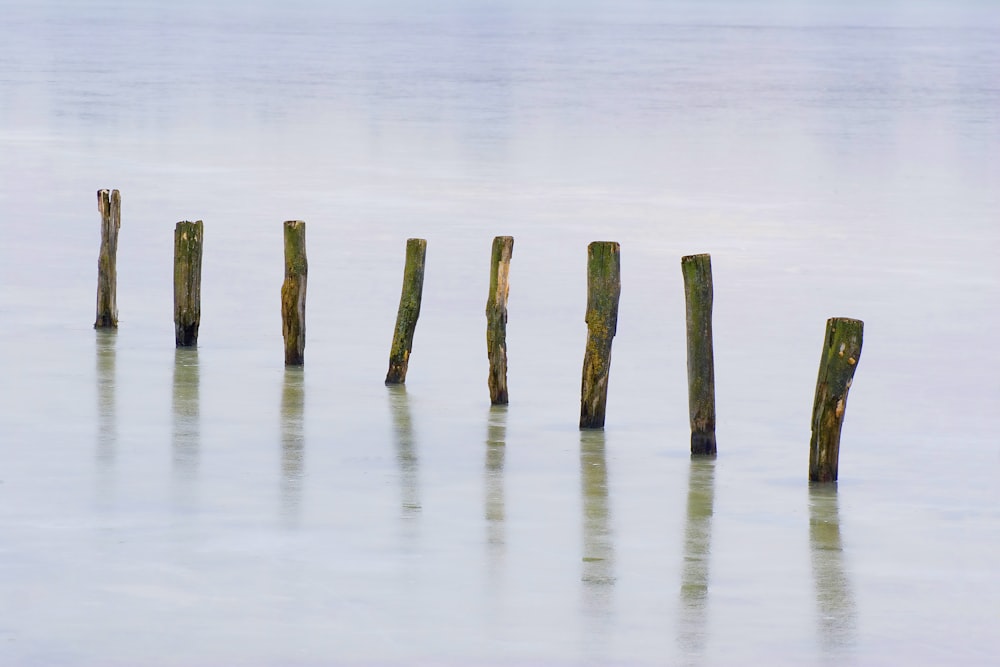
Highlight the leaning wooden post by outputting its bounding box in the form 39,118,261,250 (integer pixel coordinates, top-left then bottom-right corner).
486,236,514,404
281,221,308,366
681,253,717,456
94,189,121,329
580,241,621,429
173,221,204,347
385,238,427,384
809,317,863,482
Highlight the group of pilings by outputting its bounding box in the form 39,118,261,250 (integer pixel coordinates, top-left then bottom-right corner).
92,189,863,482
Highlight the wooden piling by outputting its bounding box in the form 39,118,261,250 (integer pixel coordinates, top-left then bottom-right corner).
281,221,308,366
681,253,717,455
173,221,204,347
809,317,863,482
385,238,427,385
486,236,514,404
580,241,621,429
94,189,121,329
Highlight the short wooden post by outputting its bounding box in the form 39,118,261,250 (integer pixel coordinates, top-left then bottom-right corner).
173,221,204,347
486,236,514,404
681,253,717,455
809,317,863,482
580,241,621,429
281,221,308,366
94,189,121,329
385,238,427,384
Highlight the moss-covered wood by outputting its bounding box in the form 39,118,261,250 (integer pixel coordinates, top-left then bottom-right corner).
281,221,308,366
809,317,863,482
385,238,427,384
173,220,204,347
681,253,717,456
486,236,514,405
94,189,121,329
580,241,621,429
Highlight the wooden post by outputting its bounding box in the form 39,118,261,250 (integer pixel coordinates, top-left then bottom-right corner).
809,317,863,482
681,253,717,455
281,221,308,366
580,241,621,429
94,189,121,329
173,221,204,347
385,238,427,384
486,236,514,404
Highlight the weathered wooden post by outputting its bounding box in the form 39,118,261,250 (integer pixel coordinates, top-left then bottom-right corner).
486,236,514,404
94,189,121,329
385,238,427,384
173,221,204,347
281,221,307,366
809,317,863,482
580,241,621,429
681,253,717,455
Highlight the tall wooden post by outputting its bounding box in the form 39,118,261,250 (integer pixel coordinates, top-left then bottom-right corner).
681,253,717,455
809,317,863,482
385,238,427,385
580,241,621,429
94,189,121,329
486,236,514,404
281,221,308,366
173,220,204,347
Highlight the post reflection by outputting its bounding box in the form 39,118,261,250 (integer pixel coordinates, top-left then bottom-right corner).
172,349,200,510
387,385,420,523
280,367,305,526
580,429,615,610
95,330,117,505
484,406,507,574
677,457,716,660
809,484,857,654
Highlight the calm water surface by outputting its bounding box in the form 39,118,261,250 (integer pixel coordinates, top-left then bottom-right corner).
1,1,999,665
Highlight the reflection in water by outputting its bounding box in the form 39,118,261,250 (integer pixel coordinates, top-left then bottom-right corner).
172,348,200,510
580,429,615,633
280,367,305,526
677,458,716,660
95,330,117,505
809,485,857,655
388,385,420,522
484,406,507,575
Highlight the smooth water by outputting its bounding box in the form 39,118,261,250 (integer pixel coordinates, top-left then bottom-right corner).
1,1,999,665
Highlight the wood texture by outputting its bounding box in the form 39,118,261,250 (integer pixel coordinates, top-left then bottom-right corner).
94,189,121,329
580,241,621,429
681,253,717,455
385,238,427,384
809,317,863,482
173,220,204,347
281,221,308,366
486,236,514,405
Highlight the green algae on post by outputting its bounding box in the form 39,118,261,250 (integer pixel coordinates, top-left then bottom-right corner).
173,220,204,347
486,236,514,405
809,317,863,482
385,238,427,384
681,253,717,456
281,221,308,366
94,189,121,329
580,241,621,429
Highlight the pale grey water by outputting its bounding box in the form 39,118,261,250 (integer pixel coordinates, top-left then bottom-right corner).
1,1,999,665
